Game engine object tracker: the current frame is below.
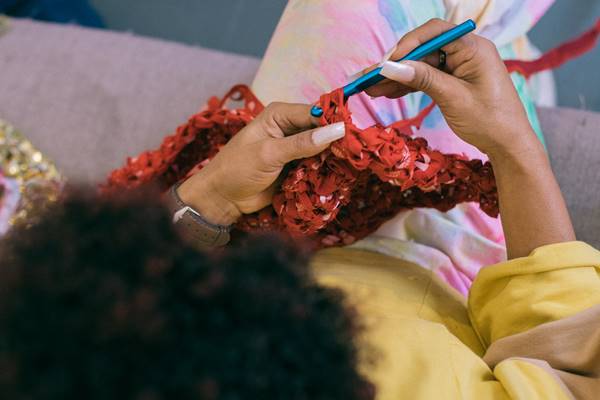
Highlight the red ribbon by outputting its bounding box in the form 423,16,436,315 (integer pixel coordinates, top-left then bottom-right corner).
505,18,600,79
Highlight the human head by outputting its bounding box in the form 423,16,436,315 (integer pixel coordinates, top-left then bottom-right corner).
0,189,374,400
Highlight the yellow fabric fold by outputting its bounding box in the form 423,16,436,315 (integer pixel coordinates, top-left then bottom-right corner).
493,359,573,400
468,241,600,346
311,241,599,399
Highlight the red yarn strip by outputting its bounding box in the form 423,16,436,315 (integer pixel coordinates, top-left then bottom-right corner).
104,20,599,247
505,18,600,79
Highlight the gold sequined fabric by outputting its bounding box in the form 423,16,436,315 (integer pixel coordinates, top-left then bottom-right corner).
0,120,63,227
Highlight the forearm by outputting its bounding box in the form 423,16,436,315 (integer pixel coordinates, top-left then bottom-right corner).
488,133,576,259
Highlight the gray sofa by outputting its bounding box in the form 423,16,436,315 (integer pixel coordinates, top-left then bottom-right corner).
1,19,598,247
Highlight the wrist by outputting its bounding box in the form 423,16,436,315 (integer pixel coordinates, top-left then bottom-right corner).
485,126,545,162
177,172,241,226
487,135,548,174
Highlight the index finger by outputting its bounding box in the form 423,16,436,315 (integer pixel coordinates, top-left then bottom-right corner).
361,19,462,96
390,18,481,71
257,102,322,138
390,19,457,60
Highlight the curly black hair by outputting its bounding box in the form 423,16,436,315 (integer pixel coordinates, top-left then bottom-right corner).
0,189,374,400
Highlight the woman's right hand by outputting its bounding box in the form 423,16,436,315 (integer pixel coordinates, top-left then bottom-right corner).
368,18,576,259
366,18,540,157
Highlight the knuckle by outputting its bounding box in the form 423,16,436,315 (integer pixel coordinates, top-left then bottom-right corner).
398,30,416,45
460,36,480,63
267,101,285,109
427,17,444,25
397,33,422,56
262,102,289,136
293,132,312,152
257,141,276,164
284,133,313,161
417,66,435,92
464,35,479,52
461,36,500,67
264,101,284,116
478,37,497,52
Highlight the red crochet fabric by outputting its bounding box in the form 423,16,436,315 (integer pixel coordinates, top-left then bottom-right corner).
105,20,599,247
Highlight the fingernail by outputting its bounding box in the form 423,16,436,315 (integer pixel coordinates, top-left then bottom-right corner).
312,122,345,146
378,44,398,66
380,61,415,83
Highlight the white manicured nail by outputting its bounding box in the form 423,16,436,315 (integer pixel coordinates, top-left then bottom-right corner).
312,122,345,145
380,61,415,83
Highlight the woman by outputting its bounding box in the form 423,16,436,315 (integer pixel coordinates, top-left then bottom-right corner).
174,16,596,399
1,5,599,400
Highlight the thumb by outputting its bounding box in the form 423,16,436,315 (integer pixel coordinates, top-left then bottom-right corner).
269,122,346,165
380,60,463,105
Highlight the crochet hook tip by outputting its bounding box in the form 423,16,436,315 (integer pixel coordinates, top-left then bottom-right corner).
311,105,324,117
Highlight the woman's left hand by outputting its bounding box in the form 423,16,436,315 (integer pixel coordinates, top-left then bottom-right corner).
177,102,345,226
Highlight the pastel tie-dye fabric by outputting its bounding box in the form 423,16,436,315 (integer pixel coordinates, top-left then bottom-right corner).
252,0,555,295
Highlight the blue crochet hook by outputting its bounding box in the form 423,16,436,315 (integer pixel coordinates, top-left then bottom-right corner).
310,19,476,118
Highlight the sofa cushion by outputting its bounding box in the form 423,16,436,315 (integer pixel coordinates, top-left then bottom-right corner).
0,18,260,182
538,107,600,247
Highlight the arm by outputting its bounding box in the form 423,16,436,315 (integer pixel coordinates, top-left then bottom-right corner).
488,142,575,258
367,18,575,258
374,19,599,399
